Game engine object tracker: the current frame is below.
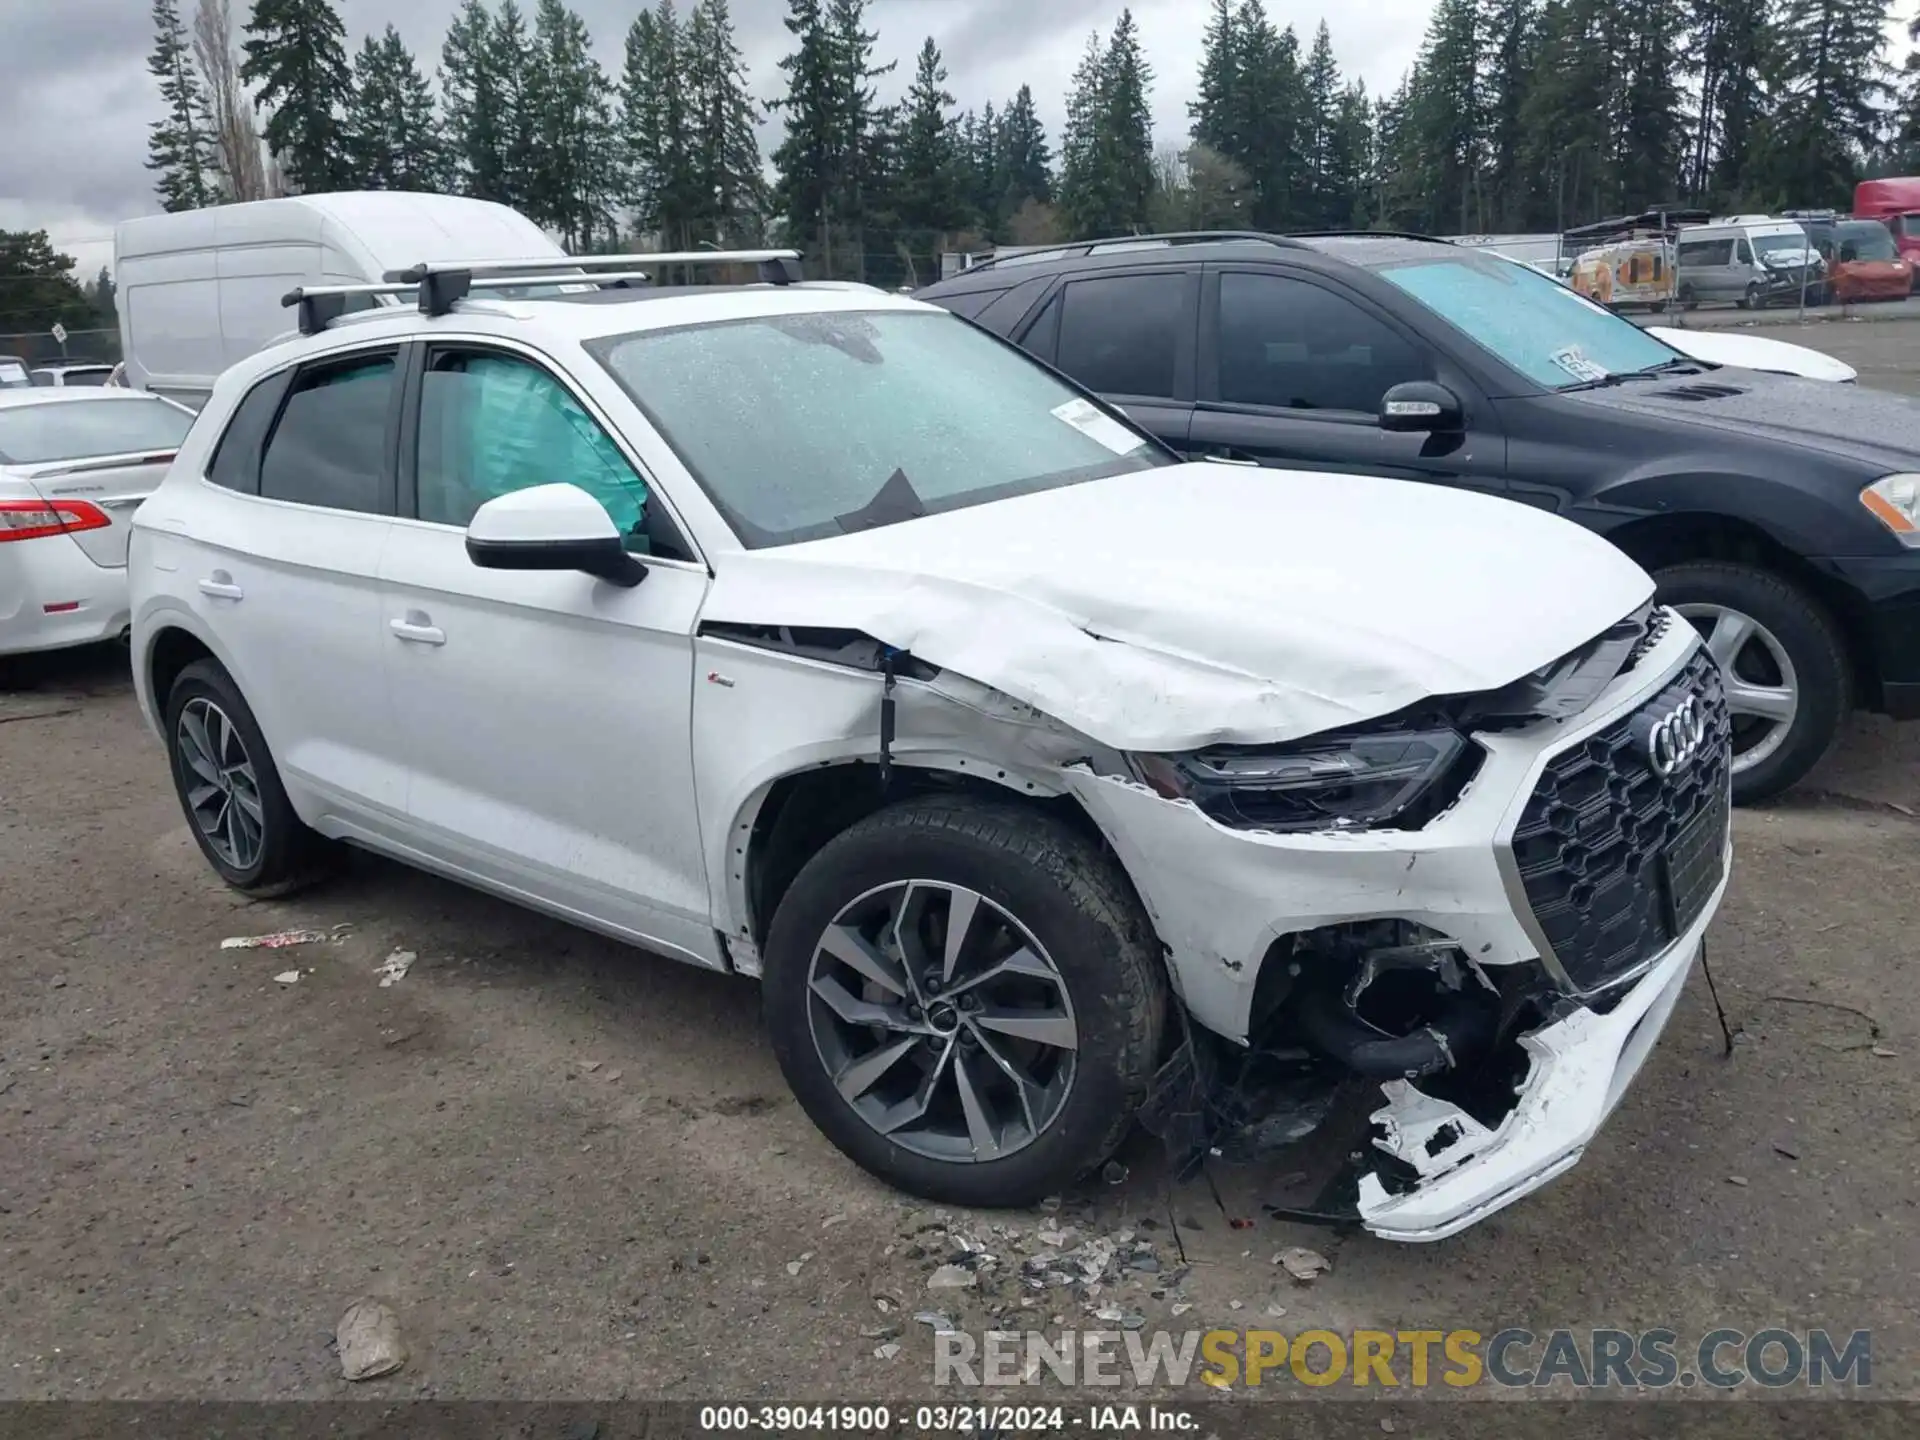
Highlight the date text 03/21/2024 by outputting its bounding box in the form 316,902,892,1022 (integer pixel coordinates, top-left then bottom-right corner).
697,1404,1195,1432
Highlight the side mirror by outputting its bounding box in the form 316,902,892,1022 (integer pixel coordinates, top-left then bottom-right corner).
1379,381,1464,434
465,483,647,588
1839,243,1860,263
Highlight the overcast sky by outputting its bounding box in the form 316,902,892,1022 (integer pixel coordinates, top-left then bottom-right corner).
3,0,1437,280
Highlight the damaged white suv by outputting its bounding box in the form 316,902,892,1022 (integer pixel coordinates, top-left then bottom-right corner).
128,252,1733,1241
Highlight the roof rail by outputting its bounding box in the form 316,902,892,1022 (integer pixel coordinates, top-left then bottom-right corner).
960,230,1305,275
1283,228,1452,244
281,248,804,335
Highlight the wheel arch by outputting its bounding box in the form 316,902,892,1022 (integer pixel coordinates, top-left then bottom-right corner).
724,758,1142,972
136,608,241,736
1605,510,1879,706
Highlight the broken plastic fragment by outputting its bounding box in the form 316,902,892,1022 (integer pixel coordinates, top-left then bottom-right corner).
376,950,415,987
223,929,329,950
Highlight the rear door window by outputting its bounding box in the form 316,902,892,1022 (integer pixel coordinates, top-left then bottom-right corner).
1055,272,1188,400
258,350,398,514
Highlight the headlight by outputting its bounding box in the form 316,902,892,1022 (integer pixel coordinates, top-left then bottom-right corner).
1128,728,1474,833
1861,474,1920,546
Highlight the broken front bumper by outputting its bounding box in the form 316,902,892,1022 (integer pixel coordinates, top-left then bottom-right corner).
1357,867,1722,1241
1064,613,1729,1241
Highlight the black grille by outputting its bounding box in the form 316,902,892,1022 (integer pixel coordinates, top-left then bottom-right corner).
1511,648,1732,993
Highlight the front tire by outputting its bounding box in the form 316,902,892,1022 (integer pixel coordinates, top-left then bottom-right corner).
1654,562,1851,804
164,658,333,896
762,795,1166,1207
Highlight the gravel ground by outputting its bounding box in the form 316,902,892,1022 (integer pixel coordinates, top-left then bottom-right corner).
3,333,1918,1407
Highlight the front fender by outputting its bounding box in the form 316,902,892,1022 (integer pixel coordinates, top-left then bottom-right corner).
1579,465,1884,558
691,636,1086,946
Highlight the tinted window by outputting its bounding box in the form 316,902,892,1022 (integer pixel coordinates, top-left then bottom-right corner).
1679,239,1733,265
0,397,193,465
208,373,290,493
416,350,652,549
259,352,395,513
1735,238,1754,264
590,309,1163,549
1056,274,1184,398
936,288,1008,321
1217,273,1431,414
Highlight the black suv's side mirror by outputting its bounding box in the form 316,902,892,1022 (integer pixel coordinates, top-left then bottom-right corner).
1379,381,1464,434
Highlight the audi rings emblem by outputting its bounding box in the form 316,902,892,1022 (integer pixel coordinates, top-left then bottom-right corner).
1648,696,1707,777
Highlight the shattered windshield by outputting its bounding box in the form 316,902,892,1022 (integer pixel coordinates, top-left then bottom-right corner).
587,308,1165,548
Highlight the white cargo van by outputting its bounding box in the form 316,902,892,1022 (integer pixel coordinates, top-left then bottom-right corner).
113,193,565,408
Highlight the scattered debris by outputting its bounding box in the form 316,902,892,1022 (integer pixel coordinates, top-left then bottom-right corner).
873,1291,902,1314
1228,1217,1254,1230
822,1213,849,1229
1381,1420,1397,1434
49,976,66,990
1773,1144,1801,1160
376,950,415,988
914,1311,956,1333
1039,1196,1062,1212
927,1264,975,1290
1170,1303,1192,1317
1228,1300,1244,1310
1727,1175,1749,1187
786,1252,814,1277
273,971,301,986
1265,1302,1288,1318
606,1070,622,1082
874,1343,901,1361
223,930,329,951
580,1060,603,1074
858,1325,900,1341
336,1298,406,1381
1276,1247,1331,1282
1873,1045,1898,1058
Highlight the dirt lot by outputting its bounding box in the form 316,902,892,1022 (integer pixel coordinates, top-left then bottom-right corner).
3,332,1919,1408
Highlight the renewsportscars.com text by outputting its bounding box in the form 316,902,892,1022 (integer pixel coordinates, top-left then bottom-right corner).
933,1327,1872,1390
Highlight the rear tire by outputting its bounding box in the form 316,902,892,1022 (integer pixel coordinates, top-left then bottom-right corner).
163,658,334,896
1653,562,1850,804
761,795,1166,1208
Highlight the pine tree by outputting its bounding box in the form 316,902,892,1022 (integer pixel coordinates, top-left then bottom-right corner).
492,1,543,211
619,2,698,246
828,0,895,280
528,0,619,250
1478,0,1537,228
0,232,96,334
1190,0,1245,160
995,86,1054,214
1516,0,1615,227
1613,0,1686,208
1896,8,1920,171
1301,22,1343,226
685,0,767,245
239,0,353,193
771,0,842,267
893,38,966,251
346,27,446,191
1327,81,1375,227
1762,0,1891,205
1059,11,1155,238
1405,0,1484,232
147,0,219,211
1685,0,1772,204
442,0,511,202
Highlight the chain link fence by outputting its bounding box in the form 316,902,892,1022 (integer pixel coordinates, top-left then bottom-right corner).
0,327,122,366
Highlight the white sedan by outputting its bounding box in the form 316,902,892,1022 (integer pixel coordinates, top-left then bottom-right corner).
1,388,196,657
1645,326,1858,383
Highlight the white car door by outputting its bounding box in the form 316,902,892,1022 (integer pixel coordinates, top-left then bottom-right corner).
376,339,719,966
155,345,406,821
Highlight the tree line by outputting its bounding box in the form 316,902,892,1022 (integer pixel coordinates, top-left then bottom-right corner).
126,0,1920,287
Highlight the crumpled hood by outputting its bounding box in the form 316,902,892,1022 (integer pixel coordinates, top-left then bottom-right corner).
700,463,1654,752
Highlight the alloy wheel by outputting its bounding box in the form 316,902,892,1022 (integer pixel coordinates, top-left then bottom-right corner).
1677,603,1799,775
805,880,1078,1164
176,696,265,870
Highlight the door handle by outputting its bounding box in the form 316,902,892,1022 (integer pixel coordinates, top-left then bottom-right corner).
198,574,243,600
389,616,446,646
1200,446,1261,467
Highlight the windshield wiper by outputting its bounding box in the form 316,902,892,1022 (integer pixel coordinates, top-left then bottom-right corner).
1562,356,1709,391
834,467,927,534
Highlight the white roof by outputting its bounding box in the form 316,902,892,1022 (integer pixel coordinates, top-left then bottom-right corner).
0,386,169,412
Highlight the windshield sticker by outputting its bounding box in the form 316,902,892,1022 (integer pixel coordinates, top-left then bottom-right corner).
1549,346,1609,382
1051,397,1145,455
